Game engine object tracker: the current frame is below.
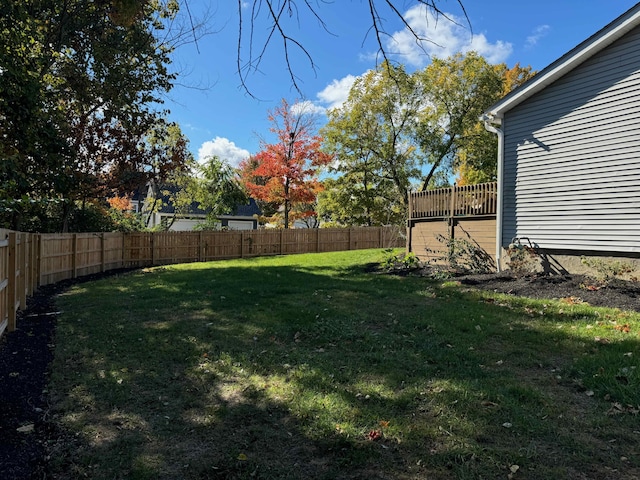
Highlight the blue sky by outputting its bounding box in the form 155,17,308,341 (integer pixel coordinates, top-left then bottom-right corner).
163,1,639,167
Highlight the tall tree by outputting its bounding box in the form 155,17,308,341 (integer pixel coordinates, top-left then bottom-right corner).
239,99,332,228
191,156,248,228
413,53,535,189
320,62,422,225
455,62,535,185
0,0,182,231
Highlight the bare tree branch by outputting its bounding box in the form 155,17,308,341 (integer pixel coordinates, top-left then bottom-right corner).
236,1,469,96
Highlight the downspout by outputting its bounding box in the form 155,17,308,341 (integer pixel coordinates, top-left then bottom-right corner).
481,114,504,272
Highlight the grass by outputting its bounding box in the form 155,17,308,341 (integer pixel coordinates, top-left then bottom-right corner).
47,249,640,479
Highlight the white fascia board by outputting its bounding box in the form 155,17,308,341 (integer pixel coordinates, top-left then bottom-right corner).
485,4,640,119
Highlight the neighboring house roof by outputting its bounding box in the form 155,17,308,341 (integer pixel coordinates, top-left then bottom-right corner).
231,199,262,217
484,3,640,121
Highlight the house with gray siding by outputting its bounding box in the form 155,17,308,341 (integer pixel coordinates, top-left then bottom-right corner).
482,3,640,273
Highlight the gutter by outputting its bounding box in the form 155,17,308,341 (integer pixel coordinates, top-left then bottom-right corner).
481,114,504,273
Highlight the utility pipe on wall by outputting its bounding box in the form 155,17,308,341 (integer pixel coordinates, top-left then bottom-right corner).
481,115,504,273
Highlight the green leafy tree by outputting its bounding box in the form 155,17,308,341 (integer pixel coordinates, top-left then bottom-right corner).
320,62,422,225
456,62,535,184
0,0,182,231
413,53,535,189
191,156,248,230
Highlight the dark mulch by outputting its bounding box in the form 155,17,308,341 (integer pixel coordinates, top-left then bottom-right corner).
0,282,60,480
457,272,640,312
0,270,135,480
1,267,639,479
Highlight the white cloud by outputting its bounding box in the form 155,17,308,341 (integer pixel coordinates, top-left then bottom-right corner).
316,75,358,110
197,137,250,167
526,25,550,49
291,100,326,116
386,6,512,66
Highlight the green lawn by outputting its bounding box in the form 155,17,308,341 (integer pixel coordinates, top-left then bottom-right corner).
48,249,640,479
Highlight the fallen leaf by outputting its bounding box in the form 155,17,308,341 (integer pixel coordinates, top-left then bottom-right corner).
510,464,520,473
17,424,34,434
586,390,595,397
379,420,390,428
237,453,248,461
614,324,631,333
502,422,513,428
367,429,383,441
561,296,586,305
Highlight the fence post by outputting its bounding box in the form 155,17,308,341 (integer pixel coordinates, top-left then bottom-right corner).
38,234,43,287
240,231,245,258
279,229,284,255
72,233,78,279
7,232,17,332
18,233,26,311
449,185,457,240
316,229,321,252
150,232,155,266
28,234,36,295
100,233,106,273
348,228,352,250
121,232,126,268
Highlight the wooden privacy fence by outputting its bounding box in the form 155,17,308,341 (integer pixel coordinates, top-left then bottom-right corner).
407,183,497,266
0,226,403,338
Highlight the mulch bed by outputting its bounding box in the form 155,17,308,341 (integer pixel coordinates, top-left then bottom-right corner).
457,272,640,312
0,270,135,480
0,282,60,479
1,268,639,478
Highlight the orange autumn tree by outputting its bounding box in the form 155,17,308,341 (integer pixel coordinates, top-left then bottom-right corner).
240,99,333,228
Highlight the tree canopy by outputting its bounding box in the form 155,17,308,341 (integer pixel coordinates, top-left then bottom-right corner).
319,53,534,226
0,0,186,231
239,99,332,228
414,53,534,189
319,62,421,227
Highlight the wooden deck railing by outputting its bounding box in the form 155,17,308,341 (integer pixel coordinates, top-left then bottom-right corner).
0,226,404,339
409,182,497,219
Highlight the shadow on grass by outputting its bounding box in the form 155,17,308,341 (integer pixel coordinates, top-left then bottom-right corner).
48,261,640,479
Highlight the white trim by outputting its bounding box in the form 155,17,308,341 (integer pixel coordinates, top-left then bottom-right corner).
486,4,640,118
483,120,504,272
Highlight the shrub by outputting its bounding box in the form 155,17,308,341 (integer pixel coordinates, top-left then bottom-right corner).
580,256,635,283
381,248,421,272
429,233,495,275
506,239,541,275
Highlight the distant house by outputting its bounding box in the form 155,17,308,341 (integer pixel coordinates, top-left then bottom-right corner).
142,185,262,231
129,188,146,214
482,4,640,272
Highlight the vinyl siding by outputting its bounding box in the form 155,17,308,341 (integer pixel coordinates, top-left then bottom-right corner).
502,25,640,253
